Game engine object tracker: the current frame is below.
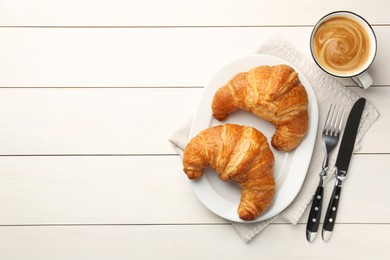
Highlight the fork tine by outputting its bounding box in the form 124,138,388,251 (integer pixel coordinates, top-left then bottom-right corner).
330,105,339,135
328,104,344,136
324,104,334,134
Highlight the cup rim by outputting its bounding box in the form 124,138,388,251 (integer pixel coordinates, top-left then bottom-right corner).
310,10,377,78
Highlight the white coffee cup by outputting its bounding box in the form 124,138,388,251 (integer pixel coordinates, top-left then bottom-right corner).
310,11,377,89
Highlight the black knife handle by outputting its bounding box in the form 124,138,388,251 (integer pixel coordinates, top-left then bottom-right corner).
306,186,324,235
323,185,342,233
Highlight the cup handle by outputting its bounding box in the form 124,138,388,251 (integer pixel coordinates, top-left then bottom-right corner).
352,71,373,89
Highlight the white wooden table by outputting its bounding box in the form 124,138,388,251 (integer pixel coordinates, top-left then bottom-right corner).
0,1,389,259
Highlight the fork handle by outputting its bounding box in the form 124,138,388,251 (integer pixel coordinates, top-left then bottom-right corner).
306,185,324,242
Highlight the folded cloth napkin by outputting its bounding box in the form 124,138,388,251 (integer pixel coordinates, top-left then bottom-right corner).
169,36,380,243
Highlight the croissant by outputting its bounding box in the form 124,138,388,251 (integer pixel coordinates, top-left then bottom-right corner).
212,64,309,151
183,124,275,221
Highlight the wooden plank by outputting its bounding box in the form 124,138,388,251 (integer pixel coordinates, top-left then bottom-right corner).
0,224,388,259
0,26,388,87
0,155,388,225
0,155,222,225
0,88,201,155
0,0,389,26
0,87,387,155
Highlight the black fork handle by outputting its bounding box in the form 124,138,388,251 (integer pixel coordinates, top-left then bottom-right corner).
306,185,324,242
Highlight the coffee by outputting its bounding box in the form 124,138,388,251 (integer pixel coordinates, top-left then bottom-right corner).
312,16,371,76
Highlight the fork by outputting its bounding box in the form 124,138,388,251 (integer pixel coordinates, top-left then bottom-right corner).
306,104,344,242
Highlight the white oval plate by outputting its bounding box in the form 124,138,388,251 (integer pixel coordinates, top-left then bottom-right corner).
189,54,318,223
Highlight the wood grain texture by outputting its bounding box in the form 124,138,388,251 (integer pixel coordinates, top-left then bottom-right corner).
0,0,389,26
0,27,388,87
0,155,388,225
0,87,387,155
0,224,389,260
0,0,389,257
0,88,201,155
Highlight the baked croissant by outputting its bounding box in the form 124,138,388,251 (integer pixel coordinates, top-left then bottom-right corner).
212,64,309,151
183,124,275,221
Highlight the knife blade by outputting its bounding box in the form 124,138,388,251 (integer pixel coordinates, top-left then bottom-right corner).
322,97,366,241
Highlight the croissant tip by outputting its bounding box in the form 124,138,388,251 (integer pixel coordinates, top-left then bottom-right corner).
271,138,297,152
240,216,256,221
184,169,203,180
212,113,227,121
238,210,257,221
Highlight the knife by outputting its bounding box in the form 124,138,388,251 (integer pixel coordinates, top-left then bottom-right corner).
322,97,366,242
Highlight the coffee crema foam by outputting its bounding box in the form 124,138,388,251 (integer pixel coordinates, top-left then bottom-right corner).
313,16,371,75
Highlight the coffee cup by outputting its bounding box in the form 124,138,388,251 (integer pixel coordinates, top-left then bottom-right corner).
310,11,377,89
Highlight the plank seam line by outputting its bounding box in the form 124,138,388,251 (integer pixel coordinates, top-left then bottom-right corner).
0,153,385,157
0,154,180,157
0,223,231,227
0,24,388,29
0,223,388,227
0,86,206,89
0,85,387,89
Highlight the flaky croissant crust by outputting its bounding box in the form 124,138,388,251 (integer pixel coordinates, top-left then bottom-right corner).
183,124,275,221
212,64,309,151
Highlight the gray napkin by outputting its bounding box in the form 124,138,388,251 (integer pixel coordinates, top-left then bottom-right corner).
169,36,380,243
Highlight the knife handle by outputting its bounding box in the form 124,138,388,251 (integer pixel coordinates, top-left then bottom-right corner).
322,184,342,241
306,185,324,241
